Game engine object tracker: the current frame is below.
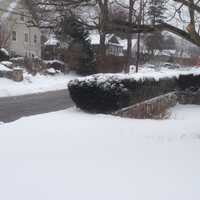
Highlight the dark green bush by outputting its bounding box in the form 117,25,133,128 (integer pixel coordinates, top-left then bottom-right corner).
68,74,177,113
68,73,200,113
178,74,200,91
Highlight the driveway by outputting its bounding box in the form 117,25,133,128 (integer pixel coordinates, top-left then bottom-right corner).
0,89,74,123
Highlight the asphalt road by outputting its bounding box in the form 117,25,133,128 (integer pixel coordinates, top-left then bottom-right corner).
0,89,74,123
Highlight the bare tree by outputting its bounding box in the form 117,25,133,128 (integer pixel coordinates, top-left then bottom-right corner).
0,24,10,49
33,0,200,50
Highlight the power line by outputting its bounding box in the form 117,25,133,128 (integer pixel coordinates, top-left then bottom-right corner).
0,7,32,18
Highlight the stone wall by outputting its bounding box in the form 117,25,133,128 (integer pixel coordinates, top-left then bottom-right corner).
178,90,200,105
68,73,200,115
0,68,23,82
6,69,23,82
113,90,200,119
113,92,178,119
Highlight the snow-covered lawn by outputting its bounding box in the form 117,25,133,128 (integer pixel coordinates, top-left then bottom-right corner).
0,65,200,98
0,104,200,200
129,65,200,80
0,73,78,97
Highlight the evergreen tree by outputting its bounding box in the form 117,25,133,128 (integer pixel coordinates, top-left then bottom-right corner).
148,0,167,25
60,15,96,75
145,32,165,55
146,0,167,56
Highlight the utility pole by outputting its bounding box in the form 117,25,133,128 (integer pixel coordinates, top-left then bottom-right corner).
126,0,134,73
135,0,143,73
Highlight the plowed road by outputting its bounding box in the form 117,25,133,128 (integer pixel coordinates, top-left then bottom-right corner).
0,90,74,123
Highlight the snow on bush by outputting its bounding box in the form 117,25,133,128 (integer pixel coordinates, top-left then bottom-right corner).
0,48,9,61
0,64,11,72
44,60,65,73
68,73,177,113
1,61,13,68
69,70,200,113
46,68,57,75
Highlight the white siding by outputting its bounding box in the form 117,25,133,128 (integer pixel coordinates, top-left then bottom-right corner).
5,1,41,58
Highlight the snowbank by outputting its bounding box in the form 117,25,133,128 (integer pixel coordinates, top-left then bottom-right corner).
44,59,65,65
0,105,200,200
77,66,200,83
0,73,78,97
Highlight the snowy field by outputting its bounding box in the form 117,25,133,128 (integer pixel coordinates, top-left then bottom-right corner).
0,73,78,97
0,104,200,200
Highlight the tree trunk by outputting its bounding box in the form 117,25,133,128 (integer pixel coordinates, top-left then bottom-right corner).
126,0,134,73
98,0,109,57
99,31,106,56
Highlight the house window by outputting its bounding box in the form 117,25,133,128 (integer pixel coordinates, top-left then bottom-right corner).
34,34,37,43
12,31,16,41
25,33,28,42
21,12,25,21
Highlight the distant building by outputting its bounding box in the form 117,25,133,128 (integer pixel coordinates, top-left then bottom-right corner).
43,34,60,60
0,0,41,58
89,33,124,57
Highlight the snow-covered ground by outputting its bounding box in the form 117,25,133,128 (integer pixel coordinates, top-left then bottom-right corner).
0,104,200,200
0,73,78,97
129,65,200,80
1,65,200,98
77,65,200,84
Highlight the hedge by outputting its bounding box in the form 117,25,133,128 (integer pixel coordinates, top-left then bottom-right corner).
68,73,200,113
68,74,178,113
177,74,200,91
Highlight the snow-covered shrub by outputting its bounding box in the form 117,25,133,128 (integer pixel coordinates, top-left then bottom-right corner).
46,67,57,75
0,63,11,77
0,61,13,68
0,48,9,61
10,57,25,66
68,74,177,113
44,60,65,73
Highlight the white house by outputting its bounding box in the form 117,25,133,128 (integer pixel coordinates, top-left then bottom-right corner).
89,33,124,57
0,0,41,58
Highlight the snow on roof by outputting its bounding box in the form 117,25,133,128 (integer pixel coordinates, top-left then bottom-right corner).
44,35,60,46
157,50,176,56
118,38,138,50
89,33,124,47
89,34,100,45
89,32,139,50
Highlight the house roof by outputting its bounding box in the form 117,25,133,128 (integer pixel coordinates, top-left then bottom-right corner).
118,38,138,50
44,34,60,46
89,32,140,50
89,33,124,48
